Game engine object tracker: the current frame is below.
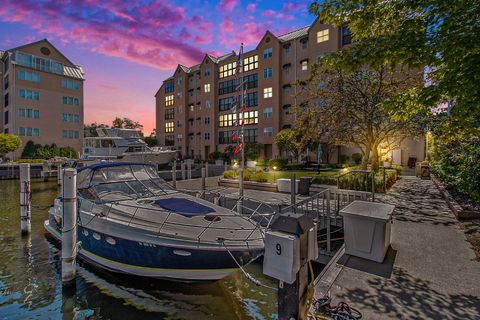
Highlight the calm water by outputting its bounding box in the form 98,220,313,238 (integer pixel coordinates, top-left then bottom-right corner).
0,179,277,319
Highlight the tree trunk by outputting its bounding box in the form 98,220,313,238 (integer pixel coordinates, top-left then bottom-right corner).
361,146,370,170
371,145,380,172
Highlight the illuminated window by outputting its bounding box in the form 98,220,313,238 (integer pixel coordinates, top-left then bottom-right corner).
165,94,174,107
219,62,237,78
218,112,258,127
241,111,258,125
219,114,237,127
165,121,174,133
264,87,272,98
301,60,308,71
243,55,258,72
204,83,211,93
317,29,329,43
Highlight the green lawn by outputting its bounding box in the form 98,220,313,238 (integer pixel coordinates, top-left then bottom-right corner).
265,170,339,183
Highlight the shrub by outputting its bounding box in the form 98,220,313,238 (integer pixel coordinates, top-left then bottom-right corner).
208,151,223,160
391,164,403,175
352,153,363,165
339,154,349,163
18,158,46,163
223,170,237,179
251,171,268,182
268,158,288,170
312,175,338,185
243,168,253,181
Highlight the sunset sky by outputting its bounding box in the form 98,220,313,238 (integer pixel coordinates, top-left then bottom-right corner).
0,0,313,134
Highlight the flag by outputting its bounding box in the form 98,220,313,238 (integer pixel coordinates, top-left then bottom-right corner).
232,133,239,142
234,143,243,155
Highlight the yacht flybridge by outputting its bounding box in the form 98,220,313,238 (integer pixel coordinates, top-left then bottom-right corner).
44,162,265,281
82,128,176,168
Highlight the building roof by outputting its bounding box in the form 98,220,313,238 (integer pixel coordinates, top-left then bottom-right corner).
64,65,85,80
277,25,310,42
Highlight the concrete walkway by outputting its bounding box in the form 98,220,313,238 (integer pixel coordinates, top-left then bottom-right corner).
324,177,480,319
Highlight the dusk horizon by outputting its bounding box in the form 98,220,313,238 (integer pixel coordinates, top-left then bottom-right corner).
0,0,312,134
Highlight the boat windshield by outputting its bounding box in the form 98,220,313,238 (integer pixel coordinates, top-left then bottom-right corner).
78,164,171,202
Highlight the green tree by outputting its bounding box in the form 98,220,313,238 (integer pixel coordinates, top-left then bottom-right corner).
0,133,22,156
21,140,36,158
298,61,423,170
309,0,480,137
274,129,304,163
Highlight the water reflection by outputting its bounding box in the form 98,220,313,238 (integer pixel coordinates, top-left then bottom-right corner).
0,179,277,319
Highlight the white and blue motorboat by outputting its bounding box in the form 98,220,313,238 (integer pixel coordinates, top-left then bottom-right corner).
44,162,264,281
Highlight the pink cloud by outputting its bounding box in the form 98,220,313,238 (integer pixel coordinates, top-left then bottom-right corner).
219,17,268,47
221,17,234,33
218,0,238,12
262,10,275,17
246,3,256,12
283,2,307,11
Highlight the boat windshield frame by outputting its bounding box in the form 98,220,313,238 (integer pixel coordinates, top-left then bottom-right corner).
77,163,172,202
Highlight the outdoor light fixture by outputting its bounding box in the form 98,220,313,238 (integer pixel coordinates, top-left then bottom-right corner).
273,166,277,182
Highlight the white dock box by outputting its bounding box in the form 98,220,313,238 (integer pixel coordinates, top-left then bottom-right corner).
340,201,394,263
263,230,300,284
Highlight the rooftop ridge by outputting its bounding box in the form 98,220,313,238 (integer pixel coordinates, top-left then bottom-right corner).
277,25,310,38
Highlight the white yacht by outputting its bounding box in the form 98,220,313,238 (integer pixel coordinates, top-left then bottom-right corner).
82,128,176,167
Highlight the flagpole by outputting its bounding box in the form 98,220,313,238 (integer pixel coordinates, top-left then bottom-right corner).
239,43,245,214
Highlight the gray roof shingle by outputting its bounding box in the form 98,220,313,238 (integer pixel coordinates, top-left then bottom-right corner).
277,25,310,42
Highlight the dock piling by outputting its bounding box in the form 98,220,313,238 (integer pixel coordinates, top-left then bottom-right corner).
290,172,296,208
62,168,77,285
172,160,177,189
187,162,192,180
181,161,186,180
19,163,31,235
57,165,63,187
201,167,206,191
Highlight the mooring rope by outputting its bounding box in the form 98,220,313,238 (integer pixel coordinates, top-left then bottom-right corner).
309,291,362,320
218,239,278,291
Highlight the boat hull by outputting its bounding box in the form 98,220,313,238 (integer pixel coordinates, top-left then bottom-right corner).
44,220,263,281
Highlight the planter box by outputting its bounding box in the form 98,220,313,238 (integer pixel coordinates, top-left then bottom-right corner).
218,178,278,192
277,178,299,193
246,160,256,168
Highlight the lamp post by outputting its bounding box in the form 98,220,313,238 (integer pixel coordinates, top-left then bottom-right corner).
273,166,277,182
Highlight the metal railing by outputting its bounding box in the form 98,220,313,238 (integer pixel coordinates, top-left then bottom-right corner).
336,169,375,202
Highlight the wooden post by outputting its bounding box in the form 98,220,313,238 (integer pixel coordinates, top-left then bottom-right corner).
57,165,63,187
62,168,77,285
172,160,177,189
181,161,186,180
42,161,49,182
201,167,206,191
19,163,31,235
205,161,209,178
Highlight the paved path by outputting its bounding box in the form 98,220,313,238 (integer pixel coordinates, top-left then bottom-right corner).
326,177,480,319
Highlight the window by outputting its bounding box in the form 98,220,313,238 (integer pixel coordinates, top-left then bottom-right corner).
189,104,194,112
165,122,174,133
219,97,234,111
317,29,329,43
219,79,236,95
243,55,258,72
62,130,79,139
301,60,308,71
204,132,210,140
219,114,237,127
204,83,211,93
218,131,232,144
61,78,80,90
264,127,273,137
19,127,25,136
165,108,175,120
263,68,272,79
244,128,258,143
177,77,183,85
241,111,258,125
4,111,8,125
61,113,80,123
19,89,40,101
342,25,352,45
19,109,40,119
204,68,210,77
62,96,79,106
19,70,40,83
283,85,291,95
316,55,321,63
219,62,237,78
4,76,8,90
263,48,272,59
245,92,258,107
264,87,273,98
165,94,174,107
15,51,64,75
4,93,8,107
165,135,175,146
205,100,211,109
283,63,291,74
164,79,175,93
283,104,291,115
263,107,272,118
283,44,291,55
244,74,258,89
204,116,210,124
301,38,308,49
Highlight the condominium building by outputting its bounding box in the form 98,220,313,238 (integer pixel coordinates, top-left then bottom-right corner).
1,39,84,157
155,19,425,165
